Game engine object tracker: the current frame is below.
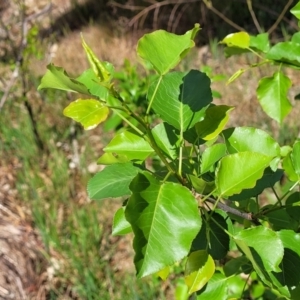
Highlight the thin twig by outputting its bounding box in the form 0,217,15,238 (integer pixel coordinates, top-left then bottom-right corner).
267,0,294,34
246,0,262,33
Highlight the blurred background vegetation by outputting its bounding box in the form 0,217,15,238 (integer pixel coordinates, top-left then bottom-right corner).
0,0,299,299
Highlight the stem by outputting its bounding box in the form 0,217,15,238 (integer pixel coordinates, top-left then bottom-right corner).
146,75,162,117
246,0,262,33
271,187,282,207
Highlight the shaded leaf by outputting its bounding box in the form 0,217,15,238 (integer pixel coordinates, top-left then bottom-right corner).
148,70,212,131
87,163,139,200
137,24,200,75
63,99,109,130
38,64,90,94
104,131,154,161
126,172,201,278
185,250,215,295
286,192,300,222
216,152,273,197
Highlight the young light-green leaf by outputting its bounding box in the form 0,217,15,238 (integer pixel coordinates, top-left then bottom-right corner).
81,34,111,82
201,143,227,174
104,131,154,161
216,152,273,197
38,64,90,94
220,32,250,49
63,99,109,130
87,163,139,200
185,250,215,295
126,172,201,278
195,105,234,140
291,2,300,20
137,24,200,75
148,70,212,132
257,71,292,123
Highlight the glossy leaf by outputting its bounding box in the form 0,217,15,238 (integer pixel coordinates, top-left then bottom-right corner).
257,71,292,123
216,152,273,197
81,35,111,82
220,32,250,49
148,70,212,131
223,127,280,157
195,105,234,140
291,2,300,20
184,250,215,295
126,172,201,278
201,143,227,174
38,64,90,94
137,24,200,75
151,123,179,159
234,226,284,273
196,272,228,300
112,207,132,236
104,131,154,161
266,42,300,68
192,212,231,260
87,163,139,200
63,99,109,130
229,168,283,201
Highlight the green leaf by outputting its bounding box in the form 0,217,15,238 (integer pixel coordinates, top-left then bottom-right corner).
195,105,234,140
196,272,228,300
286,192,300,222
250,33,270,53
151,122,179,159
126,172,201,278
291,2,300,20
201,143,227,174
87,163,139,200
97,152,129,165
223,127,280,157
187,175,215,195
148,70,212,132
137,24,200,75
76,68,110,100
38,64,90,94
220,32,250,49
224,256,251,277
283,153,299,182
227,68,245,84
266,42,300,68
192,212,231,260
229,168,283,201
275,230,300,287
234,226,284,273
81,35,111,82
184,250,215,295
216,152,273,197
264,207,297,231
292,32,300,44
104,131,154,161
112,207,132,236
63,99,109,130
291,141,300,175
257,71,292,123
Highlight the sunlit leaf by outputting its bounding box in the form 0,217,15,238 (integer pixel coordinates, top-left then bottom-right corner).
63,99,109,130
97,153,129,165
201,143,227,174
223,127,281,157
112,207,132,236
87,163,139,200
257,71,292,123
220,32,250,49
38,64,90,94
137,24,200,74
195,105,234,140
81,34,111,82
148,70,212,132
291,2,300,20
216,152,273,197
126,172,201,278
185,250,215,295
104,131,154,161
